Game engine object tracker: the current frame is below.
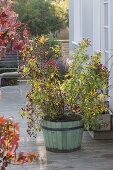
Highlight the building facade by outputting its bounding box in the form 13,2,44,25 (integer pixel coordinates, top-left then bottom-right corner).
69,0,113,111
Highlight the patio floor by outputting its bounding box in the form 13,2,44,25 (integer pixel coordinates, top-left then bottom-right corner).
1,83,113,170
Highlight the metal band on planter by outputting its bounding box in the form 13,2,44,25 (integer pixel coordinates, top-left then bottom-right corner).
41,125,84,131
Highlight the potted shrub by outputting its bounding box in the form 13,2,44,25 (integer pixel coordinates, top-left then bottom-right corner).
21,38,108,152
63,40,109,131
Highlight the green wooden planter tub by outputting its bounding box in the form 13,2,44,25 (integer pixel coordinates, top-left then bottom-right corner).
41,119,84,152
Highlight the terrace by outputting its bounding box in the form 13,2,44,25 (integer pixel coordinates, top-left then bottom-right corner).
0,0,113,169
1,83,113,170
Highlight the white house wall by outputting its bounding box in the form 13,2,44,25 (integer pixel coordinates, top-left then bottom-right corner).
69,0,113,111
109,0,113,111
69,0,102,52
69,0,93,53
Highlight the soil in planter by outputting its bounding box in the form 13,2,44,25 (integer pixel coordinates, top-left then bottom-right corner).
44,113,82,122
101,110,109,114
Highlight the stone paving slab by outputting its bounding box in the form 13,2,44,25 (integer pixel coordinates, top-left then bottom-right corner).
1,84,113,170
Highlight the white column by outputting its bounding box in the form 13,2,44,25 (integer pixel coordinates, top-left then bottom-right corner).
82,0,93,54
93,0,101,52
69,0,75,51
73,0,82,44
69,0,82,51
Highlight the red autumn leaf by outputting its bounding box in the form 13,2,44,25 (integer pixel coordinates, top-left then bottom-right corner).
8,145,17,156
1,19,7,25
27,152,37,162
23,28,29,37
1,11,7,18
0,116,5,123
16,21,22,27
14,123,19,131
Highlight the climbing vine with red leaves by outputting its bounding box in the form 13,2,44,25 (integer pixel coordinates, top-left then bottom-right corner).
0,116,37,170
0,0,29,58
0,1,37,169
